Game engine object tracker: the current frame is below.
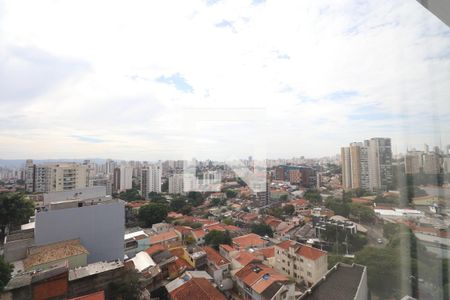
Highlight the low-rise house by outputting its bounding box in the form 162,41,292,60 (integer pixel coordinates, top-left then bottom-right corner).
285,198,309,213
234,263,295,300
274,240,327,287
299,263,368,300
124,230,150,258
202,246,231,287
152,222,172,234
3,261,69,300
149,229,181,247
182,246,208,269
24,239,89,271
232,233,267,250
128,251,161,280
219,244,236,260
3,229,35,263
168,276,226,300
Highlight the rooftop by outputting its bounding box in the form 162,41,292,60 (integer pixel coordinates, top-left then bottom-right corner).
275,240,326,261
150,230,179,244
69,291,105,300
235,263,289,298
170,277,226,300
202,246,230,267
299,263,366,300
24,239,89,270
232,233,266,249
69,260,124,281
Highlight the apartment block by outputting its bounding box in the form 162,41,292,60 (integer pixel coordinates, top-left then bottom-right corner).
274,240,327,287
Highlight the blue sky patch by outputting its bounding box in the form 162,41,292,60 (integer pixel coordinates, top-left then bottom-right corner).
156,73,193,93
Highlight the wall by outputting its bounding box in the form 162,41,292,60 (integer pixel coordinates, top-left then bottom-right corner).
35,201,125,263
32,272,68,300
3,236,34,263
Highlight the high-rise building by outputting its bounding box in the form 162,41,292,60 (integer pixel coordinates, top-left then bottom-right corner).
340,147,352,189
25,161,88,193
141,165,162,198
119,165,133,191
168,174,184,194
341,138,392,191
367,138,393,190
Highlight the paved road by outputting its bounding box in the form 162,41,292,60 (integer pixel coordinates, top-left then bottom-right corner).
366,223,387,248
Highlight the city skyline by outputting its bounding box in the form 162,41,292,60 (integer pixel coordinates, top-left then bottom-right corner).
1,0,450,160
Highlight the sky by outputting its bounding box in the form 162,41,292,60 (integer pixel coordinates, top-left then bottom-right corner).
0,0,449,160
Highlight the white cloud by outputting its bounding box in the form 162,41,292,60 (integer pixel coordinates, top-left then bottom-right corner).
0,0,449,160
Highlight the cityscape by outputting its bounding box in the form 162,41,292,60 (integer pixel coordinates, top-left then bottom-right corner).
1,0,450,300
0,137,450,299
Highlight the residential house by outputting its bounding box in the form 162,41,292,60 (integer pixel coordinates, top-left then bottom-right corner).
234,263,295,300
232,234,267,250
202,246,231,287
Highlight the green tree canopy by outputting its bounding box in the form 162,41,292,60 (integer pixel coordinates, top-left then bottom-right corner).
0,192,35,230
348,203,376,223
225,190,238,199
187,191,204,207
325,197,350,217
118,188,143,202
170,197,187,212
204,230,232,250
251,224,273,238
282,204,295,216
355,247,401,299
0,256,12,292
303,189,322,204
138,203,168,227
107,269,140,300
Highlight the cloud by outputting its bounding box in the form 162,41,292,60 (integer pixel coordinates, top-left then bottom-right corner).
0,46,89,103
0,0,449,159
156,73,194,93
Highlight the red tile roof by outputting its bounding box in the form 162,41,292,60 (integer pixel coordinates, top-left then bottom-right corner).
150,230,179,244
145,244,166,256
235,263,288,295
219,244,235,253
202,246,230,267
234,251,261,266
70,291,105,300
257,247,275,258
296,244,326,260
275,240,293,250
232,233,266,249
170,277,226,300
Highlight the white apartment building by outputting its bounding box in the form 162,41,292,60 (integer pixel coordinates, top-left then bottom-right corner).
25,161,88,193
274,240,328,287
119,165,133,191
168,174,184,194
141,165,162,198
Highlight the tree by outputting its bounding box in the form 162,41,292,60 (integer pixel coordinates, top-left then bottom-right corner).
204,230,232,250
170,197,187,212
251,224,273,238
148,192,167,203
325,197,350,217
349,203,375,223
282,204,295,216
222,218,235,226
138,203,168,227
187,191,204,207
107,269,140,300
303,189,322,204
0,256,12,292
225,190,237,199
0,192,35,233
210,197,226,207
118,188,143,202
279,194,289,202
161,180,169,193
355,247,400,299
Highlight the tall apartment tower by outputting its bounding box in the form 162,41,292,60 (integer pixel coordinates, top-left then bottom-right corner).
168,173,184,194
112,167,121,193
341,138,392,191
119,165,133,191
141,165,162,198
367,138,393,190
25,161,88,193
340,147,352,189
